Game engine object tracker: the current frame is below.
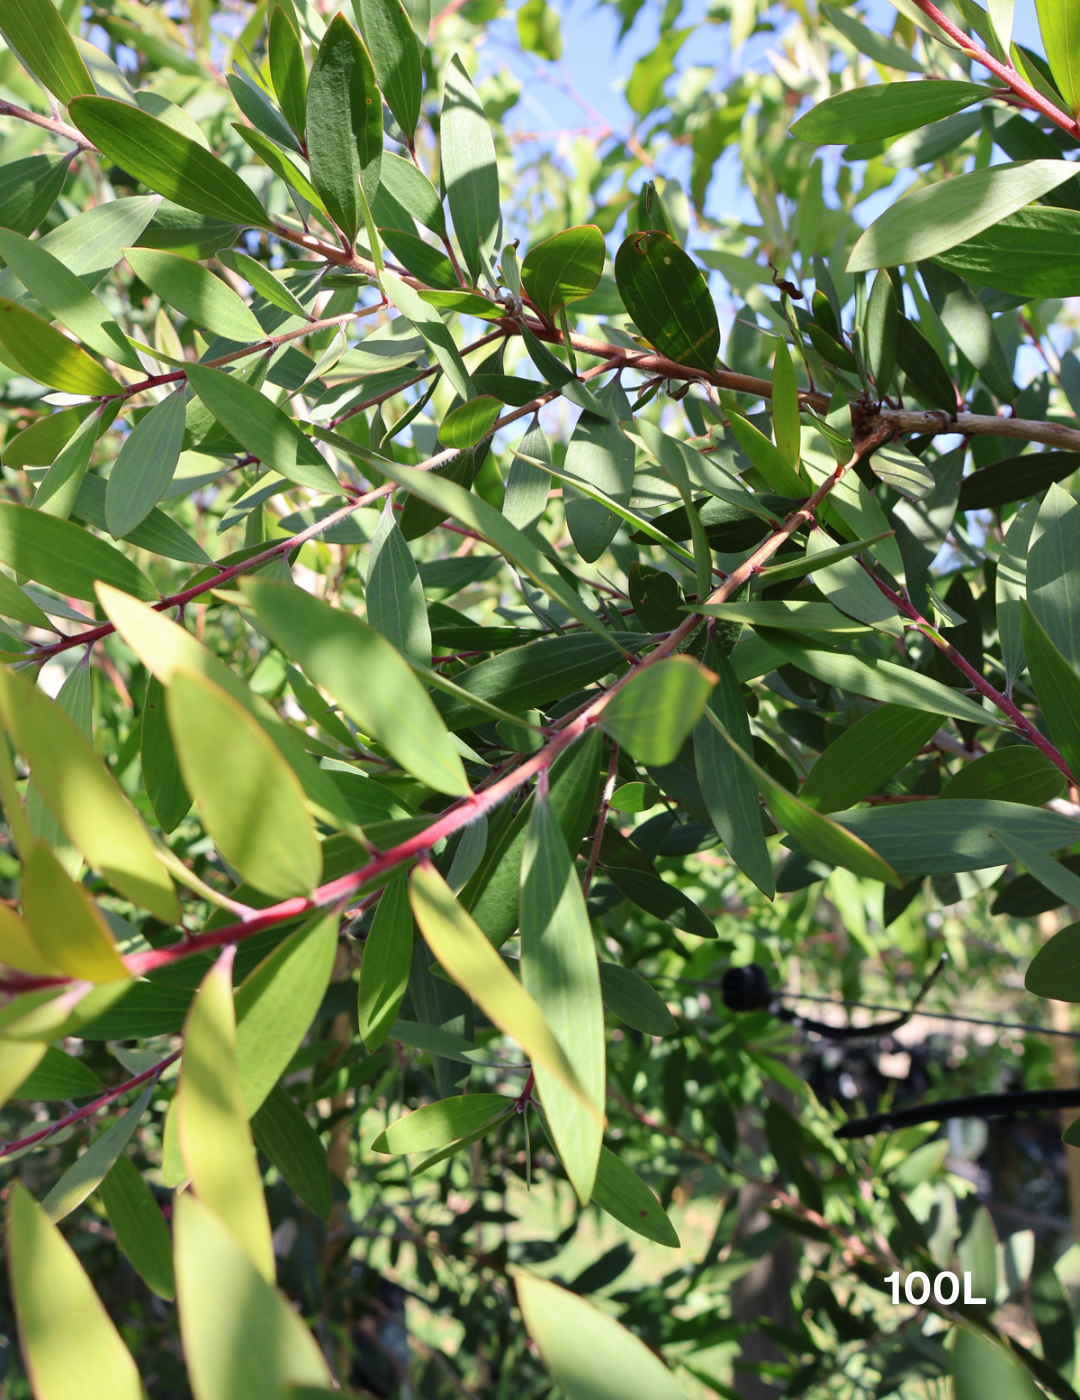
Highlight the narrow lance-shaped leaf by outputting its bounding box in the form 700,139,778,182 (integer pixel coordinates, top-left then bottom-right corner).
124,248,264,343
43,1084,153,1222
996,497,1037,687
106,389,186,539
0,0,94,106
441,52,501,280
601,657,717,767
366,500,432,666
410,862,603,1120
503,416,551,539
563,378,636,563
771,338,800,467
1021,601,1080,783
98,1154,175,1301
520,794,605,1203
355,0,423,143
800,705,944,814
21,843,130,983
269,5,308,140
178,950,275,1283
792,80,987,146
1035,0,1080,120
372,1093,512,1154
251,1084,333,1219
306,14,383,245
358,875,414,1051
0,296,122,396
7,1183,143,1400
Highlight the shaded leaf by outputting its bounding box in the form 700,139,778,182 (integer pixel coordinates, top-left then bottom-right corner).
440,53,500,281
801,705,943,813
592,1146,680,1246
358,875,413,1051
614,230,719,371
306,15,382,245
251,1084,332,1219
598,963,677,1035
99,1154,175,1301
106,389,186,539
521,225,605,322
601,657,716,767
940,746,1064,804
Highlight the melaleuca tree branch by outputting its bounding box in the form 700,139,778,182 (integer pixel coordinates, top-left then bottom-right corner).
872,407,1080,454
0,99,93,150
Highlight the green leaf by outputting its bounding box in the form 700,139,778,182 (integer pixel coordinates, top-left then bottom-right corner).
896,313,956,414
996,498,1037,686
139,674,189,835
868,442,934,503
953,1327,1043,1400
70,97,270,229
940,746,1065,804
227,71,301,157
521,795,604,1202
167,668,323,900
1027,919,1080,1001
830,800,1079,875
0,0,93,105
220,249,312,321
515,1271,688,1400
517,0,563,59
704,707,901,886
614,230,718,371
792,80,986,146
439,394,502,449
306,15,383,245
1030,1243,1076,1378
234,124,326,212
521,225,605,322
235,909,340,1117
18,1045,101,1099
251,1084,332,1219
695,642,775,897
1035,0,1080,120
124,248,263,343
1027,483,1080,673
819,3,924,72
105,389,186,539
593,1146,680,1246
184,363,340,493
358,875,413,1050
43,1085,152,1223
1022,602,1080,781
562,380,634,562
382,271,475,400
997,828,1080,914
441,53,500,281
518,323,606,414
268,5,308,140
0,296,121,396
503,417,551,538
0,154,70,237
418,288,503,317
241,577,470,796
849,160,1080,272
379,150,446,236
0,229,141,371
0,669,178,922
758,629,994,727
725,409,806,498
32,409,101,522
598,963,677,1035
98,1154,175,1301
7,1182,142,1400
934,206,1080,298
355,0,422,142
959,451,1080,512
604,865,715,938
178,952,275,1282
866,269,898,393
801,705,943,813
372,1092,512,1153
410,863,602,1118
601,657,716,767
366,501,431,665
771,339,800,467
0,196,160,304
174,1194,332,1400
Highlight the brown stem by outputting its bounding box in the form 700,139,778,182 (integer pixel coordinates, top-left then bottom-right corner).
873,407,1080,453
0,99,95,151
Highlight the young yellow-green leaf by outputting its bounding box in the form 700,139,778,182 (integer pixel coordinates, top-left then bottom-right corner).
441,53,500,281
7,1183,143,1400
792,80,986,146
801,705,943,813
0,229,141,370
0,297,121,396
703,707,902,887
521,225,605,322
0,1041,47,1108
366,500,432,666
105,388,186,539
372,1092,512,1153
69,97,271,229
0,669,179,922
515,1271,689,1400
695,641,774,898
410,863,602,1119
1035,0,1080,121
235,909,339,1116
439,394,502,449
43,1084,152,1222
726,408,806,497
593,1145,680,1246
21,844,130,983
167,668,322,900
241,578,470,795
358,875,413,1050
269,4,309,139
251,1084,332,1218
520,796,604,1203
1021,601,1080,781
0,0,94,106
614,230,718,371
0,504,157,603
124,248,264,343
0,901,63,977
355,0,423,142
174,1193,332,1400
306,14,383,245
771,339,800,467
98,1153,175,1300
849,160,1080,272
184,363,339,493
179,951,275,1282
601,657,716,767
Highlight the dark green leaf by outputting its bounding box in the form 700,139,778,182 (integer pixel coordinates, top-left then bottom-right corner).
801,706,943,814
358,876,413,1051
604,865,715,937
563,379,636,562
959,451,1080,512
18,1046,102,1101
598,963,677,1035
521,225,605,322
269,5,308,140
1028,919,1080,1001
953,1327,1043,1400
306,14,383,245
98,1154,175,1301
106,390,186,539
614,230,719,371
592,1146,680,1246
355,0,423,142
140,675,190,834
1022,601,1080,782
503,417,551,538
0,0,93,105
0,154,69,237
935,206,1080,297
440,53,500,281
791,80,986,146
251,1084,332,1219
939,746,1065,804
0,503,157,603
896,314,956,414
